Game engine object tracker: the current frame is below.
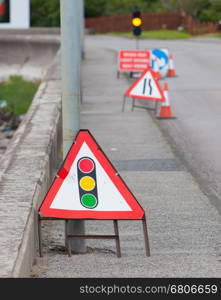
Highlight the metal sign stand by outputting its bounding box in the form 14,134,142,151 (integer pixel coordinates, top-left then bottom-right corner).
122,96,158,114
37,213,151,258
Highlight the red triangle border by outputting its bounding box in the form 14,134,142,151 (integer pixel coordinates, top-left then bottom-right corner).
39,130,144,220
125,68,165,102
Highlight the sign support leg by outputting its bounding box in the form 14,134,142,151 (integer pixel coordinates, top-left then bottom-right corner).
155,101,158,114
37,214,43,257
113,220,121,257
65,219,72,256
131,98,135,111
142,214,151,257
122,96,126,112
155,101,160,115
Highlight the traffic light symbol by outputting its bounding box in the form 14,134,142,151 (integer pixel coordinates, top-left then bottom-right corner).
132,7,142,36
77,157,98,209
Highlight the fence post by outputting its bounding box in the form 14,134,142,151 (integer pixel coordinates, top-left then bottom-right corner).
186,15,193,35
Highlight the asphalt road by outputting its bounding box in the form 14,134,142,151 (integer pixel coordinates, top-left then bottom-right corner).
86,35,221,214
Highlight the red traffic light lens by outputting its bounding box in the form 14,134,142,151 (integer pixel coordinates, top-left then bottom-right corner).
78,158,95,173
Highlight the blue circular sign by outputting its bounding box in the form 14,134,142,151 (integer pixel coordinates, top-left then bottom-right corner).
151,49,169,78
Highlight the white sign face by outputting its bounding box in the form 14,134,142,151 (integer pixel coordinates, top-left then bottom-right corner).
131,71,161,98
50,142,132,212
125,69,165,102
40,130,145,220
0,0,30,29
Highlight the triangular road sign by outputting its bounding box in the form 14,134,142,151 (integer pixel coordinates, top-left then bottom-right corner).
39,130,144,220
125,68,165,102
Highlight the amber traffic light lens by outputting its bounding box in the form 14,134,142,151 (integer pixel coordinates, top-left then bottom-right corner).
80,176,96,191
132,17,142,27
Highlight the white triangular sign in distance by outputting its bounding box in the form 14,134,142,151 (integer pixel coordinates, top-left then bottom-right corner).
125,69,165,102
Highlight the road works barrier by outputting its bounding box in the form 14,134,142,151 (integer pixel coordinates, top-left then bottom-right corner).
118,49,176,80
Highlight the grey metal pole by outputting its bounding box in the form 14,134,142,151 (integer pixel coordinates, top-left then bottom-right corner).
80,0,85,58
60,0,86,253
136,37,139,50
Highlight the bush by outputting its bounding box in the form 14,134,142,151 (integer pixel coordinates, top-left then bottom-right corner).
30,0,221,26
31,0,60,27
84,0,106,17
104,0,162,16
199,0,221,22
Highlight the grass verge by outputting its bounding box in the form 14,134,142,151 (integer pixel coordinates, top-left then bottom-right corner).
106,29,192,40
0,76,40,115
212,33,221,38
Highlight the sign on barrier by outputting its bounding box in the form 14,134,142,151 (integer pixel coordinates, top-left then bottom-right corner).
118,50,151,72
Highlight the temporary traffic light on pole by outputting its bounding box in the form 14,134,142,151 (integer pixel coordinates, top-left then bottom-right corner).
132,7,142,37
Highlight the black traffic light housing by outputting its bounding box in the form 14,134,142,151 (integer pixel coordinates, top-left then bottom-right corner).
132,7,142,36
77,157,98,209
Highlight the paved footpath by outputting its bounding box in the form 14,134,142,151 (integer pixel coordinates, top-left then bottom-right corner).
32,37,221,277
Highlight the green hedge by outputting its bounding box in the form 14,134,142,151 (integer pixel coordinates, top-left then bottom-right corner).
31,0,60,27
30,0,162,26
30,0,221,27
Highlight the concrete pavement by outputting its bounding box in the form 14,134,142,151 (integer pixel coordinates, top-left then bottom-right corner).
32,36,221,277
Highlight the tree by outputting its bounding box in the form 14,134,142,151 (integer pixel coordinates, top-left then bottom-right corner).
84,0,106,17
30,0,162,26
160,0,180,12
199,0,221,22
178,0,210,18
31,0,60,27
161,0,211,18
30,0,221,26
105,0,161,15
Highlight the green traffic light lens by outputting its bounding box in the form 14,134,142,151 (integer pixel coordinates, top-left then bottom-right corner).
133,27,142,36
81,194,97,209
